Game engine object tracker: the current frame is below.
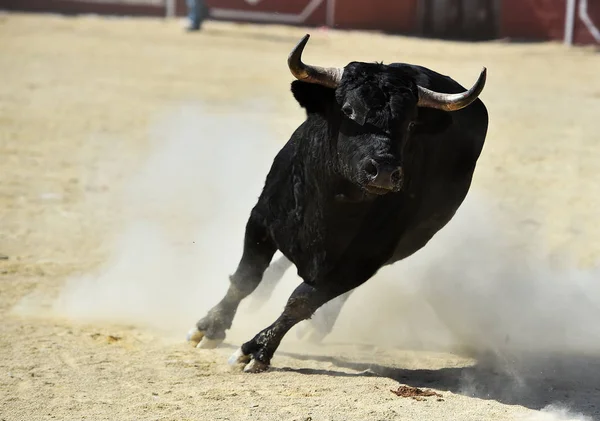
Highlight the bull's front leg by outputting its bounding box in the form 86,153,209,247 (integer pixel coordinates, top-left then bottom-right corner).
187,211,276,349
246,254,353,345
228,277,364,373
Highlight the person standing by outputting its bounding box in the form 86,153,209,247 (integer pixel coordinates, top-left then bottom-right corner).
186,0,209,31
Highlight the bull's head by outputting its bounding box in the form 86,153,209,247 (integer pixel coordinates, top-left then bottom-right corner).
288,34,486,196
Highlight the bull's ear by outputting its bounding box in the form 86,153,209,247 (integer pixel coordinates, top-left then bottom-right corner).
414,107,453,135
291,80,336,115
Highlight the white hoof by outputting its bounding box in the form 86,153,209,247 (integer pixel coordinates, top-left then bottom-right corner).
227,348,269,372
186,326,204,344
196,336,222,349
243,359,269,373
228,348,250,366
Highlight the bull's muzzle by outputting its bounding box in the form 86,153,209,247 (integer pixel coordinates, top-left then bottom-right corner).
362,159,403,194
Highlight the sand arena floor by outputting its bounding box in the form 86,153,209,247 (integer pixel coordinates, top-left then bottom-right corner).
1,12,600,421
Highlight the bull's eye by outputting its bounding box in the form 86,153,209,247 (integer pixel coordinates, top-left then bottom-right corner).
341,104,354,117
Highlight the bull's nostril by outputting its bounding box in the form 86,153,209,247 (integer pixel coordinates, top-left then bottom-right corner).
390,168,403,185
364,160,378,179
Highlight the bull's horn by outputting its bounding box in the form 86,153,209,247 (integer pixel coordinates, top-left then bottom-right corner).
288,34,344,89
417,67,487,111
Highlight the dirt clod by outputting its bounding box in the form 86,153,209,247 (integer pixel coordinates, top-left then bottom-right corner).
90,333,122,344
390,385,443,401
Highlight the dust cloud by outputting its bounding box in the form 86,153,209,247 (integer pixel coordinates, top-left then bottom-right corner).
333,189,600,356
52,100,298,340
50,100,599,419
329,188,600,419
525,406,593,421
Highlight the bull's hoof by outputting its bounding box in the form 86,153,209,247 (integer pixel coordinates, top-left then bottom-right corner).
228,348,250,365
243,359,270,373
197,337,223,349
186,326,204,344
186,326,224,349
227,348,270,373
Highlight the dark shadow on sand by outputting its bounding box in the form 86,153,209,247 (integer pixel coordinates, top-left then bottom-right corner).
275,348,600,418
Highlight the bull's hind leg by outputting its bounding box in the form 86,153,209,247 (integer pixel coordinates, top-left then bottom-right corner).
250,256,351,345
295,289,353,343
187,212,276,349
228,280,360,373
247,255,293,311
245,254,351,345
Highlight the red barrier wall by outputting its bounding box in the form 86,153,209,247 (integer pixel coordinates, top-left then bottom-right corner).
500,0,600,44
575,0,600,44
332,0,419,33
204,0,418,33
204,0,327,27
2,0,599,45
1,0,165,17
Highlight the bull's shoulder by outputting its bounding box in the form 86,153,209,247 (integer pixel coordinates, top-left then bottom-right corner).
259,138,297,197
253,136,306,225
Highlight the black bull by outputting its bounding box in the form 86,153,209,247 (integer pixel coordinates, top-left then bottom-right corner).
187,34,489,372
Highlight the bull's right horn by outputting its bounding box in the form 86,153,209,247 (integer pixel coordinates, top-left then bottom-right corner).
288,34,344,89
417,68,487,112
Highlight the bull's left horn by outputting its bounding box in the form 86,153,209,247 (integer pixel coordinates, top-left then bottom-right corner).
417,67,487,111
288,34,344,89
